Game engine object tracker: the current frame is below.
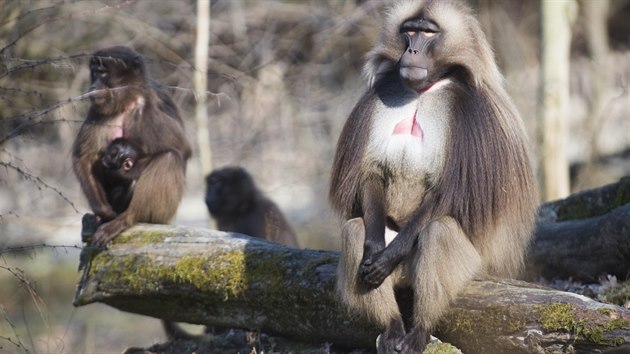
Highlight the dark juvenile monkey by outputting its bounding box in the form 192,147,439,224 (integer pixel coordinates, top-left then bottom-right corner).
73,46,191,247
97,138,146,214
206,166,299,248
330,1,538,353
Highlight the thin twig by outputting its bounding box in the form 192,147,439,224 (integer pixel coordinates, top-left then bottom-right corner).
0,54,88,79
0,0,136,55
0,305,29,353
0,244,82,255
0,87,132,145
0,161,79,213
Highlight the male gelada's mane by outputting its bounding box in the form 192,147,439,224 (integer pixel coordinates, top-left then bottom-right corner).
330,1,537,352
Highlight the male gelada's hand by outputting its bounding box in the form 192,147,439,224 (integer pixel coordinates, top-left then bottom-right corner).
359,249,393,289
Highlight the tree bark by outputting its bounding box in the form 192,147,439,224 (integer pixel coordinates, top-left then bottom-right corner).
74,198,630,353
539,0,577,201
573,0,611,191
524,177,630,282
194,0,212,176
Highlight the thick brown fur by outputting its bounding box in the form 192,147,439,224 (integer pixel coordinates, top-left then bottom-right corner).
330,0,538,352
206,166,299,248
73,46,191,248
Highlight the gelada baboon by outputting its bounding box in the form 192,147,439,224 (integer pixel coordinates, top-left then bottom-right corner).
206,166,299,248
329,1,538,352
96,138,146,214
73,46,191,248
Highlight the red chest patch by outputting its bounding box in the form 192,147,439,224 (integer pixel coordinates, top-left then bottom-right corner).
393,110,423,139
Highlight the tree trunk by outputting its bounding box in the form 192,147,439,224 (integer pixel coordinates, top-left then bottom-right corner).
539,0,577,201
74,178,630,354
194,0,212,176
524,177,630,282
74,225,379,349
573,0,611,191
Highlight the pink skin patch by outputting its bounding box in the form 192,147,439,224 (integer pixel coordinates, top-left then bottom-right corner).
112,125,124,139
109,96,144,140
391,80,448,139
393,111,423,139
110,114,125,140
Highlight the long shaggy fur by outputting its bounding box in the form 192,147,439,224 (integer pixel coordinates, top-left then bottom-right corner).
330,0,537,278
330,0,538,344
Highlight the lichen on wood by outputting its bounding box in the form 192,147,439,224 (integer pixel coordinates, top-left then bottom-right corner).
74,223,630,353
543,176,630,221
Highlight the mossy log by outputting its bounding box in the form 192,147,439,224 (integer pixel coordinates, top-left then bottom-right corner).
74,222,630,353
524,177,630,282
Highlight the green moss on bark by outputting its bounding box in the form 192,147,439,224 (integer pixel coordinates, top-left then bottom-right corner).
89,251,248,300
539,303,629,346
113,229,171,245
556,178,630,221
441,304,526,338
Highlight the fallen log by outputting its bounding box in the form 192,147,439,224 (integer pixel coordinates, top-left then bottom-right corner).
524,177,630,282
74,223,630,353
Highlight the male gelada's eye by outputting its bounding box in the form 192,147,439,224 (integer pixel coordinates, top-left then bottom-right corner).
406,31,417,37
421,30,437,38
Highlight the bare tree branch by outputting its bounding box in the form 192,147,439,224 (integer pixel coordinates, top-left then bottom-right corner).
0,161,79,212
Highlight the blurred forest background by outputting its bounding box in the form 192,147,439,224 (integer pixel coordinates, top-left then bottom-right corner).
0,0,629,353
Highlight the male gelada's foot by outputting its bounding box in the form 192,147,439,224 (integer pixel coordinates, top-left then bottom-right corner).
398,326,430,354
376,317,406,353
